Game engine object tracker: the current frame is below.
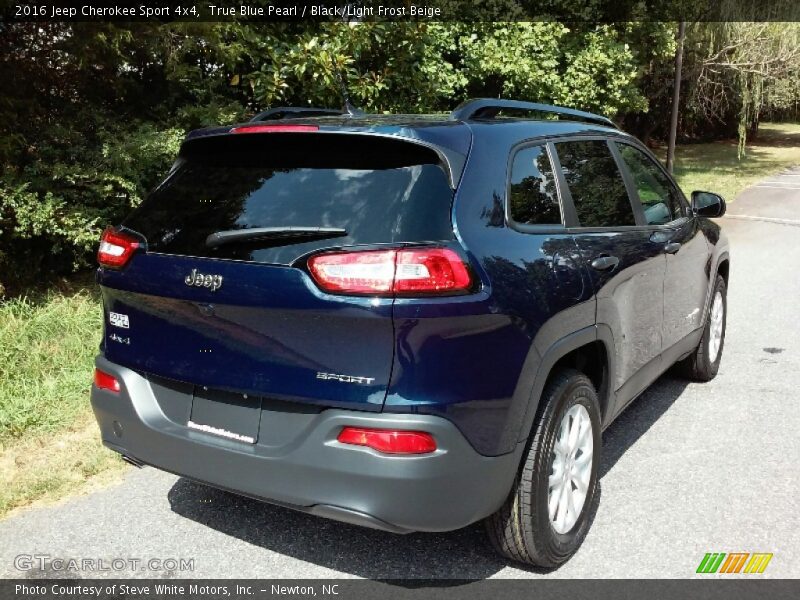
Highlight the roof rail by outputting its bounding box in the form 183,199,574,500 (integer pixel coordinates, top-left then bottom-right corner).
450,98,616,129
250,106,347,122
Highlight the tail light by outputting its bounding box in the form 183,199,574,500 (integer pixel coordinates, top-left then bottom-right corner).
98,227,140,268
94,368,120,393
307,248,472,296
337,427,437,454
230,124,319,134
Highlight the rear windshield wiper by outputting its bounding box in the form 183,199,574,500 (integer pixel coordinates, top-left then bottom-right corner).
206,226,347,248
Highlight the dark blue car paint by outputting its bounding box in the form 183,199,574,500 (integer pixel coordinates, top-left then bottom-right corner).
384,122,598,455
384,121,726,455
96,114,730,460
98,254,394,410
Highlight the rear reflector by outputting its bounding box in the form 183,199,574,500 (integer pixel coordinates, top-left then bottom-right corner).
98,227,140,268
337,427,437,454
94,368,120,393
308,248,471,296
230,124,319,134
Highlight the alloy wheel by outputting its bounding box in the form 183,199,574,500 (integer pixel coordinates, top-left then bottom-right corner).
548,404,593,534
708,291,724,362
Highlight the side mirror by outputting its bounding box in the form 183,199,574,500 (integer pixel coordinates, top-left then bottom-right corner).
691,191,726,218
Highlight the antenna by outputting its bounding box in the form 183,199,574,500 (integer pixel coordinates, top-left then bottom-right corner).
336,4,364,117
336,67,360,117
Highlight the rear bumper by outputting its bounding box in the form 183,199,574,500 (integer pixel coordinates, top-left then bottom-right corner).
91,355,523,533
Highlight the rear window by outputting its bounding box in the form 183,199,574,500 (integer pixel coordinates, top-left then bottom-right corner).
508,144,561,226
124,134,455,265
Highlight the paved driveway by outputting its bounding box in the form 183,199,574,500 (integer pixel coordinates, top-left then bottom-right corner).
1,175,798,579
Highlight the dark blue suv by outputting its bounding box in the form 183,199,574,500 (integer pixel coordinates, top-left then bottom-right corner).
91,99,730,567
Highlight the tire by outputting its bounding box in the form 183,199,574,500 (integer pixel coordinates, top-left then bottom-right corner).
678,274,727,382
485,368,601,568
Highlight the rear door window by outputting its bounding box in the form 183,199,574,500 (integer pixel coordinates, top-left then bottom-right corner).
508,144,562,226
124,134,455,265
554,139,636,228
616,143,685,225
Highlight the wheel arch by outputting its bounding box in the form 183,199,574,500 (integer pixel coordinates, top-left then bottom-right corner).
703,251,730,321
516,327,616,446
716,254,730,285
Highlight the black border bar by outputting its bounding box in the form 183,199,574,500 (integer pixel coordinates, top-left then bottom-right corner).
3,0,800,23
3,579,800,600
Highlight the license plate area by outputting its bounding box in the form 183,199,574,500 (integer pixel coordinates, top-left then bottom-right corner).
188,387,262,444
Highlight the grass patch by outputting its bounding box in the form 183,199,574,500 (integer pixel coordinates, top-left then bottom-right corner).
668,122,800,202
0,276,102,439
0,418,126,517
0,275,125,518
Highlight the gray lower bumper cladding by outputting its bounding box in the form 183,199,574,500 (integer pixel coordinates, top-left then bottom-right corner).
91,355,524,533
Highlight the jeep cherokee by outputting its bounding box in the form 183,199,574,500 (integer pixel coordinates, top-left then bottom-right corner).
91,99,729,567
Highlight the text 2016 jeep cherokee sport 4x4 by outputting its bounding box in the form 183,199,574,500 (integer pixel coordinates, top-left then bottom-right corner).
91,99,729,567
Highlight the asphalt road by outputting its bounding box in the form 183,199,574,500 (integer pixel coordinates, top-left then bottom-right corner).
2,174,799,580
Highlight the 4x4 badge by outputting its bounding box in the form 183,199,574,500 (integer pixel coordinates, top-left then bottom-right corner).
185,269,223,292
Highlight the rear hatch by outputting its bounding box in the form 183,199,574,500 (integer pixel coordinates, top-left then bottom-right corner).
97,130,456,410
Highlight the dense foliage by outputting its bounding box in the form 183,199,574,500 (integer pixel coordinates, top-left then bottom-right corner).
0,21,798,295
629,22,800,147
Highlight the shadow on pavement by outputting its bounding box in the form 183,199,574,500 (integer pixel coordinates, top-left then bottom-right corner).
600,372,690,479
167,373,689,579
168,479,510,579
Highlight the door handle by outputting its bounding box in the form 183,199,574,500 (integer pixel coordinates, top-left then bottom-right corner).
590,256,620,271
664,242,681,254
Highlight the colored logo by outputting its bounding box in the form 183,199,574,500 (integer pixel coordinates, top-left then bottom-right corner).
697,552,773,574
